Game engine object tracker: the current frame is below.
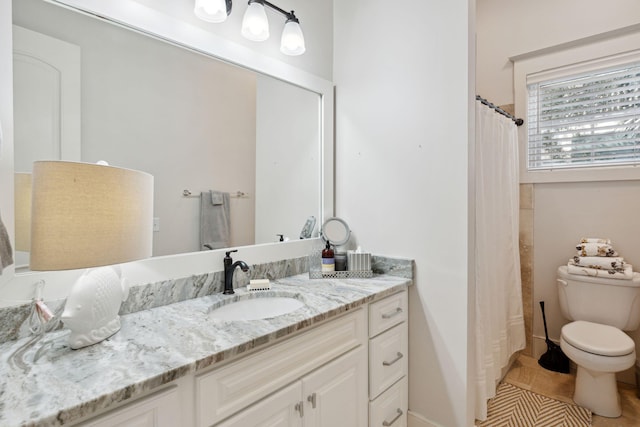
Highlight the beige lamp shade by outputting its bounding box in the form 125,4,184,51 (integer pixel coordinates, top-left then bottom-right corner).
14,172,32,252
29,161,154,271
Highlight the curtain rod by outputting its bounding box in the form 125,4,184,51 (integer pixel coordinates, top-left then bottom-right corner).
476,95,524,126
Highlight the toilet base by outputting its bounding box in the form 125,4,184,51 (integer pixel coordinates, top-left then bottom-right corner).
574,366,621,418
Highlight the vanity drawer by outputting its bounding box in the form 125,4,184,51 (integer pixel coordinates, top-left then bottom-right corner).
369,323,408,400
196,309,366,427
369,291,407,338
369,377,407,427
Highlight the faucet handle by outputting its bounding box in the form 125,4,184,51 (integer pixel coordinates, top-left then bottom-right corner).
225,249,238,258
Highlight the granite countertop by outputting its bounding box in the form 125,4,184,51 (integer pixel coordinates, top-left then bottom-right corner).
0,273,411,427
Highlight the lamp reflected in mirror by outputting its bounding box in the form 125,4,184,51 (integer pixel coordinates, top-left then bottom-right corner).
14,173,31,254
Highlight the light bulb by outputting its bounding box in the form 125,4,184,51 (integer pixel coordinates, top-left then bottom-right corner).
242,2,269,42
194,0,228,23
280,20,305,56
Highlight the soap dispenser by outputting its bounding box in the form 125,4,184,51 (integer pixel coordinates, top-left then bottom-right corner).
321,240,335,273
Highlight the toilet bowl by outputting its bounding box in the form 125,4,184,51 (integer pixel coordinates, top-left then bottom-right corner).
556,266,640,417
560,320,635,417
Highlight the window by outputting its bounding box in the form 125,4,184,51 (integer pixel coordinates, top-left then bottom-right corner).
527,61,640,171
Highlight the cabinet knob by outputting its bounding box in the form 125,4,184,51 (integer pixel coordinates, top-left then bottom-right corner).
295,401,304,417
382,408,403,426
307,392,317,408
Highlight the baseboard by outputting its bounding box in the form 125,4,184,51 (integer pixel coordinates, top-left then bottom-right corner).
408,410,443,427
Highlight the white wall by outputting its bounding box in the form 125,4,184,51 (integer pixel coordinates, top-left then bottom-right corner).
334,1,475,426
477,0,640,105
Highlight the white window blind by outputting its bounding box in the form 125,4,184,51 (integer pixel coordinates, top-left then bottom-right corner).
527,62,640,170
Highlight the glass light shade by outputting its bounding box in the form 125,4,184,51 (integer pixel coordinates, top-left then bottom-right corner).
241,2,269,42
280,20,305,56
29,161,154,271
194,0,228,23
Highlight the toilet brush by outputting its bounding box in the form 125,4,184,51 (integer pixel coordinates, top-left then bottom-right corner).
538,301,570,374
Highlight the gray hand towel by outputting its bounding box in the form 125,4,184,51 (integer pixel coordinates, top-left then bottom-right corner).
0,210,14,273
210,190,224,205
200,191,230,250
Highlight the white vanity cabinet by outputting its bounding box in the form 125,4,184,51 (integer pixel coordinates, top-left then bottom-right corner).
196,309,367,427
65,286,410,427
77,387,182,427
368,291,408,427
216,346,367,427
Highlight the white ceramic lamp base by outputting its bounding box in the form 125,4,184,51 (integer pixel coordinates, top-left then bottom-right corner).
61,266,130,349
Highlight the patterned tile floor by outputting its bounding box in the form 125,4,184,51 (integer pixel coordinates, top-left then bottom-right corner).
503,354,640,426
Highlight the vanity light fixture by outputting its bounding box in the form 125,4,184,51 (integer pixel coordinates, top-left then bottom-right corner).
241,0,269,41
194,0,306,56
194,0,232,23
279,12,305,56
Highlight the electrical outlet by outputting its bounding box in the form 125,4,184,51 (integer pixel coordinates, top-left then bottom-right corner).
153,217,160,232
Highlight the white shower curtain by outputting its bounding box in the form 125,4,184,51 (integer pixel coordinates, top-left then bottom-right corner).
474,101,526,420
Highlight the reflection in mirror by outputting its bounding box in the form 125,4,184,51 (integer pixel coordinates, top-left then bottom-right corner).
12,0,321,272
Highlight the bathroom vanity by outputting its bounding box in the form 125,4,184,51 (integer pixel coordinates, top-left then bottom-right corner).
0,263,411,427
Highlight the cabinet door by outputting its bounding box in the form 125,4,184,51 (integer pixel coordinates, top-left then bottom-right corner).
302,346,367,427
216,382,303,427
80,387,180,427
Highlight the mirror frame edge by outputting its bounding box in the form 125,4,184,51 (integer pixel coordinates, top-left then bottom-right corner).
0,0,334,297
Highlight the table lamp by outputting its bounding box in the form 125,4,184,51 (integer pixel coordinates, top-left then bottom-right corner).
29,161,153,349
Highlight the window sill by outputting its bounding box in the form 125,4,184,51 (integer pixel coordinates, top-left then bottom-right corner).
520,165,640,184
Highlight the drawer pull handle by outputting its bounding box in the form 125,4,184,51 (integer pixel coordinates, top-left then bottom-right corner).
383,352,404,366
382,307,403,319
382,408,403,426
295,401,304,417
307,392,317,408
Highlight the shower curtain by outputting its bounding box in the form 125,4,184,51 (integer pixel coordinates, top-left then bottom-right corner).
474,100,526,420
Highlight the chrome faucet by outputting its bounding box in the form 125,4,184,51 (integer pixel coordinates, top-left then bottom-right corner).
223,250,249,295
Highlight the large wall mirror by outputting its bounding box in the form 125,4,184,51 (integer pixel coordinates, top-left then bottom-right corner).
1,0,333,304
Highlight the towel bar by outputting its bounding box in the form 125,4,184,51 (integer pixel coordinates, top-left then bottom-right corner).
182,189,249,198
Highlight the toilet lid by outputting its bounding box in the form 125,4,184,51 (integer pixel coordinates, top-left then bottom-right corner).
562,321,635,356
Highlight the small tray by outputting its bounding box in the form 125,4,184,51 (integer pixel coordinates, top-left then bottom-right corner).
309,270,373,279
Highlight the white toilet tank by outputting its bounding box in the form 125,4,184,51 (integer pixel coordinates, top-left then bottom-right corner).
557,266,640,331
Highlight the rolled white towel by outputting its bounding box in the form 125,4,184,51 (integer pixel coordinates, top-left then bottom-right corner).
567,263,633,280
579,237,611,245
575,242,618,257
571,256,625,270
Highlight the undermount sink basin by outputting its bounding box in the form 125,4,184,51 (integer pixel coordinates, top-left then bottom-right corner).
209,296,305,321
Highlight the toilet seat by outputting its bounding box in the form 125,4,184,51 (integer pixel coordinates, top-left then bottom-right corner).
562,320,634,356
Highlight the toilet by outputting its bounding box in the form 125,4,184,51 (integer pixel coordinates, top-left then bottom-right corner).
557,266,640,417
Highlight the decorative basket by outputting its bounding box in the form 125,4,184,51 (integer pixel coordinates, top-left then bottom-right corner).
308,270,373,279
